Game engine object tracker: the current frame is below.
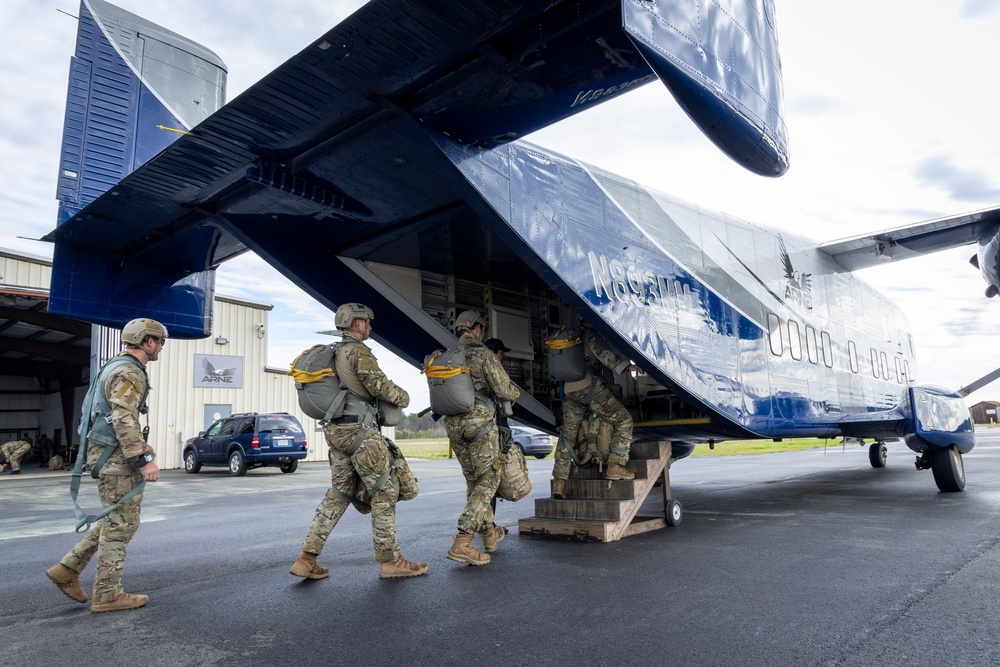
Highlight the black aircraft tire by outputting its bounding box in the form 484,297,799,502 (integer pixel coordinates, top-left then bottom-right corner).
869,442,887,468
930,444,966,492
666,499,682,527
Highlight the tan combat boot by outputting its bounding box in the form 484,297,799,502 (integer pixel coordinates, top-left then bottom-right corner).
91,592,149,614
551,478,567,499
606,461,635,480
482,524,507,553
446,532,490,565
379,555,429,579
46,563,88,603
289,551,329,580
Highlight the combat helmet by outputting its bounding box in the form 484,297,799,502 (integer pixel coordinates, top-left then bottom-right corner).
121,318,169,345
335,303,374,329
454,310,487,333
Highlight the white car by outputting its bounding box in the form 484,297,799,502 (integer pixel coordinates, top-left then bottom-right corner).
510,425,554,459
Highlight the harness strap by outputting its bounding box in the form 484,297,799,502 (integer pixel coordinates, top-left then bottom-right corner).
329,485,354,504
583,374,600,410
452,419,494,453
339,394,379,455
329,452,399,505
70,354,148,533
70,447,146,533
558,432,582,466
323,388,348,423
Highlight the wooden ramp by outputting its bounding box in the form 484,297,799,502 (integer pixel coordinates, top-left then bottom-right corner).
518,441,679,542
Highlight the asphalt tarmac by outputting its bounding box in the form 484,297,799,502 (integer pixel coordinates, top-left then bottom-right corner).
4,433,1000,667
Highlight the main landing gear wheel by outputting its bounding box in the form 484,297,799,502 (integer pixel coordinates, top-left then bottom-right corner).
666,499,682,527
869,441,887,468
930,444,965,492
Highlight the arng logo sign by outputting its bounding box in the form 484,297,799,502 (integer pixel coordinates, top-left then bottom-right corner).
193,354,244,389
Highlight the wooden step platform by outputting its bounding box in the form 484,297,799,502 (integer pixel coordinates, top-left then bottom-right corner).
518,441,678,542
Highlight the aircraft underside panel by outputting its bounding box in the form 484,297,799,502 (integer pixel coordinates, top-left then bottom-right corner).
433,137,798,435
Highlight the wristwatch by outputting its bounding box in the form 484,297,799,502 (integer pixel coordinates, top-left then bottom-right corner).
133,452,155,469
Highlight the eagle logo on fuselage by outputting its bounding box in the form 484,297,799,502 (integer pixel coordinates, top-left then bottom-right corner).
779,236,812,311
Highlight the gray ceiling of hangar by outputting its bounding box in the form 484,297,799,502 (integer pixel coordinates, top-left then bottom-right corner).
0,288,90,384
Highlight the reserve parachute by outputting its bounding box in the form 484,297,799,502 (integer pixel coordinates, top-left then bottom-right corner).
496,439,532,501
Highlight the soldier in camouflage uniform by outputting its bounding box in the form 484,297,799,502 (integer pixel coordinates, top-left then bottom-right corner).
46,318,165,613
444,311,520,566
551,324,636,499
290,303,427,580
0,440,31,474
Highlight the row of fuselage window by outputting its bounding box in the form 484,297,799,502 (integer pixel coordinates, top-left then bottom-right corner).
766,313,910,384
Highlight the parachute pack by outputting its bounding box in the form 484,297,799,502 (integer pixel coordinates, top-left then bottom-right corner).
288,343,348,421
545,326,587,381
422,345,477,416
496,438,532,502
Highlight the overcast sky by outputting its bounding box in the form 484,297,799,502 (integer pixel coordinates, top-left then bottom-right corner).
3,0,1000,411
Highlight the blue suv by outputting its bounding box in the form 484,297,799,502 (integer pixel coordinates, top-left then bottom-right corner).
183,412,308,476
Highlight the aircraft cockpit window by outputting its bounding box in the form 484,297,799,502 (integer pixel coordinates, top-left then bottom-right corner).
821,331,833,368
848,341,859,374
870,348,879,378
895,357,903,384
805,325,818,364
880,352,890,380
904,360,911,383
788,320,802,360
767,313,783,355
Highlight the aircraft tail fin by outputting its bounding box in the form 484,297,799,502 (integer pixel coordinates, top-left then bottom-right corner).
48,0,228,338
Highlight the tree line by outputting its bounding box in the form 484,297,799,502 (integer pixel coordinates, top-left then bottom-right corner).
394,411,447,440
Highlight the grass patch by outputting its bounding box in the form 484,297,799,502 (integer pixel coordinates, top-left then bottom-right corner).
394,438,453,460
395,436,840,459
689,438,841,457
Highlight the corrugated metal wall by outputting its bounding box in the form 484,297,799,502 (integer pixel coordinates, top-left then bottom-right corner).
0,251,51,291
144,296,330,470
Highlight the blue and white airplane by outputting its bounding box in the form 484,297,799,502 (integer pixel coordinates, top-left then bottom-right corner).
45,0,999,494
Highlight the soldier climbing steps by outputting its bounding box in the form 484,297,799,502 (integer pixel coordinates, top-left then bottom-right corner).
518,441,680,542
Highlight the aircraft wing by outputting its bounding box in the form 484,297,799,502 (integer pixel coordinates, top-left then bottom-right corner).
44,0,788,337
818,206,1000,270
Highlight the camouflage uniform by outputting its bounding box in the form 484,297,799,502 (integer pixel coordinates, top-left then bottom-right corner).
300,330,411,563
58,358,150,603
444,333,520,535
1,440,31,472
552,327,633,481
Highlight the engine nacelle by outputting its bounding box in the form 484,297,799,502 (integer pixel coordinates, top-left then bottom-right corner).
901,385,975,455
976,227,1000,297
